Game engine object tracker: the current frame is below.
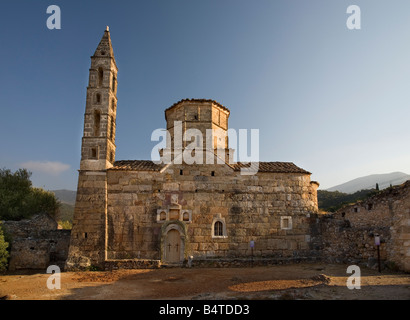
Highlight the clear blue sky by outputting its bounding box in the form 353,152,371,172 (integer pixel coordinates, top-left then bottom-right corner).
1,0,410,191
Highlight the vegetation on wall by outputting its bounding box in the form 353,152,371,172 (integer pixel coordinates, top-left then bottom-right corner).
56,203,74,230
0,222,9,272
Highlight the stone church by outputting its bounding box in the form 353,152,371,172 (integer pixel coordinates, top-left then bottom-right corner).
66,28,320,270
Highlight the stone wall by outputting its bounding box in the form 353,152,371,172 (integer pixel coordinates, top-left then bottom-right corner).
104,259,161,270
66,171,108,270
388,182,410,271
2,213,71,271
317,215,389,265
105,163,319,264
318,181,410,271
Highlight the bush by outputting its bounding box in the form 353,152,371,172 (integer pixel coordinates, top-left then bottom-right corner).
0,222,9,272
58,220,72,230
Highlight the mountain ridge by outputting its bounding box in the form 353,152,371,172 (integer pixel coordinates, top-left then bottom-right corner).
51,189,76,206
326,172,410,194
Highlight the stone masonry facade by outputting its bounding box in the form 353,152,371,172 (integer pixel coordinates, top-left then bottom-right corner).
66,29,409,272
66,28,321,271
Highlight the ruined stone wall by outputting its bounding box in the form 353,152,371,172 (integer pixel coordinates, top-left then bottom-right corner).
106,164,319,262
388,183,410,271
317,215,389,265
2,213,71,270
318,181,410,272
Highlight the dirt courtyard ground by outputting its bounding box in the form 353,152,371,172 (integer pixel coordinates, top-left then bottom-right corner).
0,263,409,300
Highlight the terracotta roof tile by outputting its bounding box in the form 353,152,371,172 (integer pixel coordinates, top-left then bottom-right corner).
110,160,165,171
110,160,310,174
165,99,230,114
232,162,311,174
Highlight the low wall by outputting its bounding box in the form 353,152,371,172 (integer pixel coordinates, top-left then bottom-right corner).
189,256,321,268
2,213,71,271
104,259,161,270
318,215,389,266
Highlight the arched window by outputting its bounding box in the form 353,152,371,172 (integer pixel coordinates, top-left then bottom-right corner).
94,110,101,136
160,211,166,221
214,221,223,237
98,67,104,87
212,214,227,238
183,212,190,222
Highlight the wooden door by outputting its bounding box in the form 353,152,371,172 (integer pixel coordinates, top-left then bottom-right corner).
165,229,181,263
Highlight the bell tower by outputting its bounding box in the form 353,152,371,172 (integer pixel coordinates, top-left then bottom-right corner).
66,27,118,270
80,26,118,171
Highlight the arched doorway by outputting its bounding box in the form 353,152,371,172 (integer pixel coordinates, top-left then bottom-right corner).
161,222,186,264
164,229,181,263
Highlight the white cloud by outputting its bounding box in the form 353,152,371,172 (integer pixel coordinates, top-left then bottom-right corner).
20,161,70,176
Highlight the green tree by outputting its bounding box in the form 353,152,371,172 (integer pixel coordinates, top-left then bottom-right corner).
0,168,32,220
0,168,60,221
25,188,60,218
317,188,378,212
0,222,9,272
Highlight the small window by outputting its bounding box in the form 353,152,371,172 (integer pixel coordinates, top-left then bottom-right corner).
212,215,226,238
94,110,101,136
342,212,346,218
183,212,189,222
367,203,373,211
98,68,104,87
160,211,166,221
211,171,215,176
90,147,98,159
180,170,183,176
110,117,115,141
280,216,292,230
112,76,116,92
214,221,223,237
96,93,101,104
353,207,359,213
84,232,88,239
